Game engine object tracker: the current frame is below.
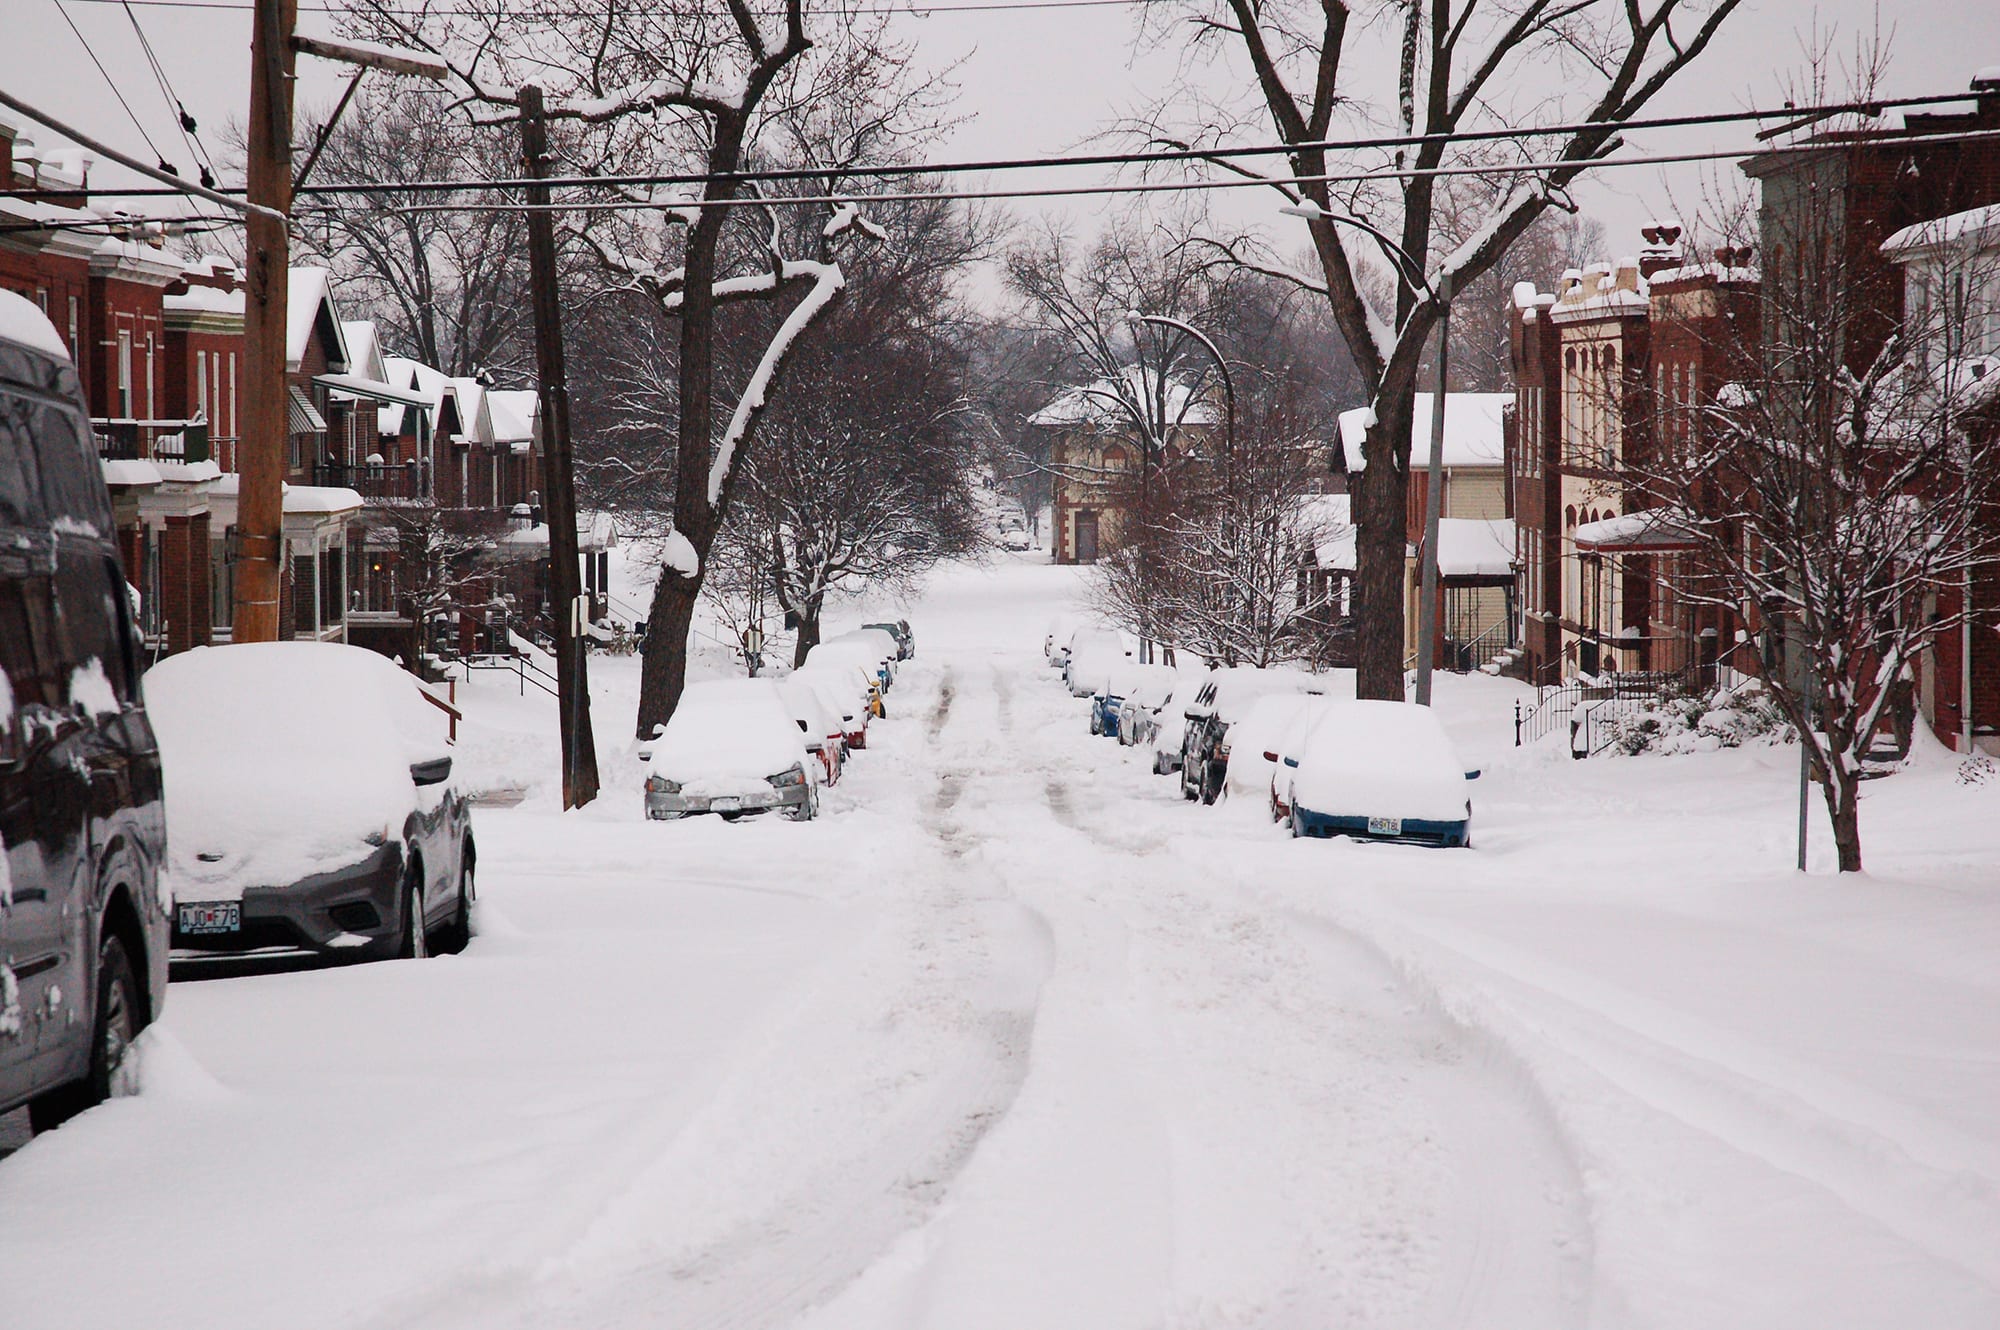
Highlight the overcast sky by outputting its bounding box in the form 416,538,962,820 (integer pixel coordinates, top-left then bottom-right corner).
5,0,1997,313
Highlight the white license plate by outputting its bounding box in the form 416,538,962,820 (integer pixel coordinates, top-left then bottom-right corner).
1366,816,1402,837
178,901,241,935
710,797,742,812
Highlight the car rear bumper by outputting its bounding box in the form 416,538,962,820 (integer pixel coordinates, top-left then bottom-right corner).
647,785,811,819
171,844,406,957
1292,807,1471,848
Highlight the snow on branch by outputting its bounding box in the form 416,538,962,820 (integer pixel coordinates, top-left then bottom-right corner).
708,259,847,505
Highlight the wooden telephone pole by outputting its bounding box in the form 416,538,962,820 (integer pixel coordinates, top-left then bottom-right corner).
519,85,600,808
233,0,298,642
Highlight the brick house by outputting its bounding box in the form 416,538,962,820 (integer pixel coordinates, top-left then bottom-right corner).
1030,369,1216,565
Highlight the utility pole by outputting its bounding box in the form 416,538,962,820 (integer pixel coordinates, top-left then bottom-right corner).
1414,273,1452,706
234,0,298,642
518,84,599,808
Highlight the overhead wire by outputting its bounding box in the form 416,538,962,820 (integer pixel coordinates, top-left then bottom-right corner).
46,0,176,169
11,89,1979,203
53,0,1176,14
117,0,223,187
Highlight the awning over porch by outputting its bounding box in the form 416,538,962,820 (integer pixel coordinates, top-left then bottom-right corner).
1430,517,1516,583
313,372,435,407
1574,507,1699,552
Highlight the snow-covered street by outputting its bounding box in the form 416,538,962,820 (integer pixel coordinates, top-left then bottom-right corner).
4,556,1998,1329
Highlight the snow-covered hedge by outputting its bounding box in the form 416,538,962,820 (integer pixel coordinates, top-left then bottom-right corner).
1606,679,1793,756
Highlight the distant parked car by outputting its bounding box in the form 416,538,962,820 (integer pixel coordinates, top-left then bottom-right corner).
780,676,846,784
1,290,170,1133
797,657,882,744
863,620,915,660
1001,528,1034,552
1130,675,1203,772
1063,630,1133,697
1092,663,1179,740
645,679,819,821
1045,616,1085,668
1179,667,1325,805
809,635,895,696
147,642,476,963
1282,701,1478,847
1222,693,1329,809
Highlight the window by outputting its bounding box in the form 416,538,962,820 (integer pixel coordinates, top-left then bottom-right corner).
35,286,47,313
227,353,237,437
146,332,156,421
117,330,133,417
67,296,79,364
196,353,208,423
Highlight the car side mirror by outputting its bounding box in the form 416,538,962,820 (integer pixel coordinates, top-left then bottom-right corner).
410,755,453,787
1464,769,1482,781
1282,756,1300,768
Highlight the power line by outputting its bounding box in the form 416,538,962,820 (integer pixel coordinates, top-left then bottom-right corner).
10,89,1978,202
279,126,2000,219
61,0,1175,14
118,0,223,186
47,0,175,168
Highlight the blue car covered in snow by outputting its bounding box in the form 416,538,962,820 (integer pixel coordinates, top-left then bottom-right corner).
1089,689,1125,738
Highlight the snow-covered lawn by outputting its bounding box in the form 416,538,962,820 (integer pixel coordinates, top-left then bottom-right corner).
2,555,1996,1329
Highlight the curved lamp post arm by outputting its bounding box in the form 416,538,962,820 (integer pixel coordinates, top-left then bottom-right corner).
1125,310,1236,471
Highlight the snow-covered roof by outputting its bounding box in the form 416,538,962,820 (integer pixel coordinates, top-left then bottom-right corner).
163,284,245,317
1029,366,1220,429
445,378,488,443
486,389,539,449
278,484,364,515
341,321,387,384
1882,203,2000,258
1336,393,1509,473
287,267,348,373
1549,258,1649,323
380,357,450,436
1574,507,1698,551
1431,517,1515,578
100,458,163,487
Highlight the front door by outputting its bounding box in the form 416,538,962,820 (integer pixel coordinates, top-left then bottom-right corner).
1075,509,1099,564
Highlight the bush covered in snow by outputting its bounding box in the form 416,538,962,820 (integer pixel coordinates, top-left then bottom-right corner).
1606,679,1793,756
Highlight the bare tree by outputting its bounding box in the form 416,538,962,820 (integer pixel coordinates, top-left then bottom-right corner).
292,83,531,378
1625,208,2000,872
1142,0,1743,699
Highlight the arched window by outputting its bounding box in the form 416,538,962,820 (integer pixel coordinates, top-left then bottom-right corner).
1101,444,1128,470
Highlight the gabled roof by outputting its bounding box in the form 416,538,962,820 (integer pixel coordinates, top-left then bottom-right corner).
380,356,450,436
485,389,540,451
287,267,348,374
444,377,489,444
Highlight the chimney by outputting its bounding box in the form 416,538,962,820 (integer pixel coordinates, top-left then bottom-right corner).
1974,66,2000,119
1638,220,1684,278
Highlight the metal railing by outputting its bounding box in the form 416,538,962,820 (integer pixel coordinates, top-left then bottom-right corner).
94,418,209,465
1514,665,1705,753
313,460,431,502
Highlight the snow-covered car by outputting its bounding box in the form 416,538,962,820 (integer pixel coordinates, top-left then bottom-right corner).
1282,700,1479,847
1044,615,1084,667
1063,630,1134,697
1222,692,1331,809
1179,667,1326,804
1092,663,1180,740
1001,527,1034,552
794,667,871,751
863,620,915,660
146,642,476,962
1269,696,1344,822
645,679,819,821
780,676,846,784
1132,675,1204,772
808,635,895,696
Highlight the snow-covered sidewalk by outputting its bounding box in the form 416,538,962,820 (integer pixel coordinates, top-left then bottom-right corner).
1,557,1995,1329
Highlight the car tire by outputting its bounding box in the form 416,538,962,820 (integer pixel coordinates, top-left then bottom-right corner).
28,932,142,1133
397,859,429,960
436,842,475,955
1199,761,1224,806
1089,712,1101,736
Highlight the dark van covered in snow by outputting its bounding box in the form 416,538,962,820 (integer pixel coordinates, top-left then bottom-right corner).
0,289,169,1134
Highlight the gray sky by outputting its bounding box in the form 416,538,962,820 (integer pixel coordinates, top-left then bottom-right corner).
5,0,1997,310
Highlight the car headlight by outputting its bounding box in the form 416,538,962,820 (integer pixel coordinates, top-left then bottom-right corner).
645,776,682,794
767,766,806,788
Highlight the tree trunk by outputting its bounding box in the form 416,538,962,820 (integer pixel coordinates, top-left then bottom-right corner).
636,563,699,738
1823,766,1864,873
792,596,823,668
1352,391,1414,701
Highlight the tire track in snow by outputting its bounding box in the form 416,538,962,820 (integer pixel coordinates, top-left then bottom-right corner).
798,652,1590,1329
373,662,1051,1330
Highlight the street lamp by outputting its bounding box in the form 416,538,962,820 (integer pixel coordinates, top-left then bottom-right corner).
1281,202,1453,706
1124,310,1237,470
